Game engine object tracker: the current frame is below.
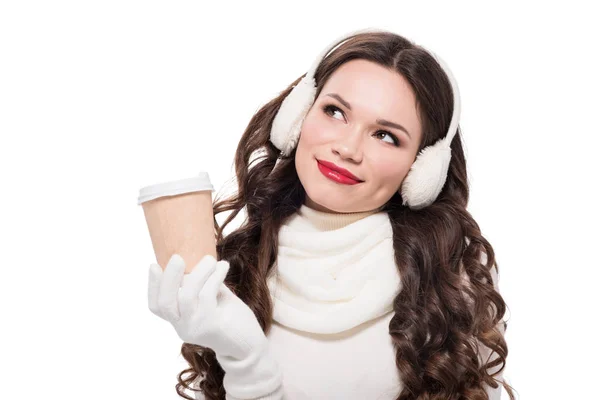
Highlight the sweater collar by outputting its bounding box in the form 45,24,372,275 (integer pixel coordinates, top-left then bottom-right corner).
289,204,382,232
268,204,400,334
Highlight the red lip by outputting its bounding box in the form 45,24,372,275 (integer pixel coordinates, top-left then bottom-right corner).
316,159,363,182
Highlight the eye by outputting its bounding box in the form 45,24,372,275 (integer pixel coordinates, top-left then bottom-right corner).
323,104,345,121
374,130,400,146
321,104,401,147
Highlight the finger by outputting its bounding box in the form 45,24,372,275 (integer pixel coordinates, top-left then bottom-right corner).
178,255,218,320
198,260,230,309
158,254,186,321
148,263,163,318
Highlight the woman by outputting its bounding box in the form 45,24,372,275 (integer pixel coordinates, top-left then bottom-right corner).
148,27,516,400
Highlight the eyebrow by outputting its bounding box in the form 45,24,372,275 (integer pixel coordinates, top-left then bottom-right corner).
325,93,412,140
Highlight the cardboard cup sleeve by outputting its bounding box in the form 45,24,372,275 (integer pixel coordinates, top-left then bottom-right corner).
138,172,217,274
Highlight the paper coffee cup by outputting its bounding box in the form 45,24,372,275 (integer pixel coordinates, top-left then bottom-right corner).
138,172,217,274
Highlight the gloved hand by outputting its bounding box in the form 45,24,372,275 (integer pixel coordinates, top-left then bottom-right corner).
148,253,283,399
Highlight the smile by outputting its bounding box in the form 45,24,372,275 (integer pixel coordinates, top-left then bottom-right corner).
317,160,362,185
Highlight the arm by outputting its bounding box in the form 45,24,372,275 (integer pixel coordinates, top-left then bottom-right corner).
148,254,283,400
192,370,284,400
479,257,506,400
216,338,284,400
192,386,284,400
460,249,507,400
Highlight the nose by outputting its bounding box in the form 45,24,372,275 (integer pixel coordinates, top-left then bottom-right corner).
332,128,363,163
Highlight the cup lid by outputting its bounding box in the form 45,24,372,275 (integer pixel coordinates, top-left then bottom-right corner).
137,171,215,205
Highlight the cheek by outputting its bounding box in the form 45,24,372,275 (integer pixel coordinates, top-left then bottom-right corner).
373,157,412,184
299,111,337,146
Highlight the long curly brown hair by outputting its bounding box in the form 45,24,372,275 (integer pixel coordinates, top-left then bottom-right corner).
173,31,516,400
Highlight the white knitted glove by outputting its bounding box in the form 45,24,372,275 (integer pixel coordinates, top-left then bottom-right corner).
148,254,283,400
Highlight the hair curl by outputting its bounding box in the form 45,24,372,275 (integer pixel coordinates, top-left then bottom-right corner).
173,31,516,400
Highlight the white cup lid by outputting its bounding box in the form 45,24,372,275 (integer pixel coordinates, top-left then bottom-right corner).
137,171,215,205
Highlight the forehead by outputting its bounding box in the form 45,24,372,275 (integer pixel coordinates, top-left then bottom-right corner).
322,59,416,103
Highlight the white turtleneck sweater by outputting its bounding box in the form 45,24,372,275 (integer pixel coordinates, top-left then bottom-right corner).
194,205,505,400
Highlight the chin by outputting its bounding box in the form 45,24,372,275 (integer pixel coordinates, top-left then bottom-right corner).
306,197,350,214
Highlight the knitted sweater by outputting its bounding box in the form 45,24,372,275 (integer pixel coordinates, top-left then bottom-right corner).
194,205,504,399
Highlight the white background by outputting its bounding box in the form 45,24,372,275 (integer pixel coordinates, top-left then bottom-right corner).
1,1,598,399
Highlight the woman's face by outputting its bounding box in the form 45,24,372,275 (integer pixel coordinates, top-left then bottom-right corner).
294,59,423,214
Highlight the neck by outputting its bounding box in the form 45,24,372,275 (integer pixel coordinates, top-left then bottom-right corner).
298,204,381,231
